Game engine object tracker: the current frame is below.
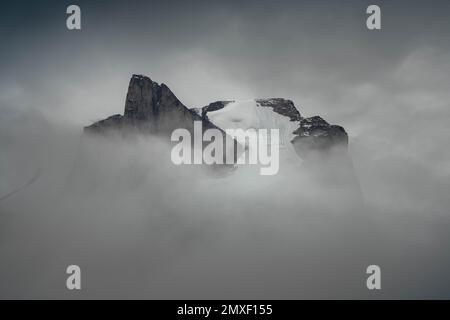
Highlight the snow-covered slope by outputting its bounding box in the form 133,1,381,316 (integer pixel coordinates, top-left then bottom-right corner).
202,99,303,167
207,100,298,143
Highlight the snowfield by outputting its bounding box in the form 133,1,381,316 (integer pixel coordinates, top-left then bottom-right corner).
206,99,302,167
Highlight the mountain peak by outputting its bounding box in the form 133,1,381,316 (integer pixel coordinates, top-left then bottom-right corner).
124,74,161,119
255,98,301,122
85,74,222,136
84,75,347,157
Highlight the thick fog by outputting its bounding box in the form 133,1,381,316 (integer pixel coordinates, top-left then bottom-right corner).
1,0,450,299
1,103,449,299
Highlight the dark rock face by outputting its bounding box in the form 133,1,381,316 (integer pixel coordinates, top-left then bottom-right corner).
202,101,234,114
256,98,302,122
84,75,240,166
123,74,162,119
85,75,220,136
83,114,125,132
291,116,348,157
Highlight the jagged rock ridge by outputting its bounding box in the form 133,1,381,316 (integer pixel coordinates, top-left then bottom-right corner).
85,75,221,135
199,99,348,157
292,116,348,154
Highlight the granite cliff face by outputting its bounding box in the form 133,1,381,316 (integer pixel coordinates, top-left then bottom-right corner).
85,74,348,158
292,116,348,156
85,75,221,136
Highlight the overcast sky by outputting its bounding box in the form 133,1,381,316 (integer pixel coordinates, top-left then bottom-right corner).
1,0,449,124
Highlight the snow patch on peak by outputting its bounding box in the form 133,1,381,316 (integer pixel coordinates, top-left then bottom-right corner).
206,99,301,164
207,99,298,143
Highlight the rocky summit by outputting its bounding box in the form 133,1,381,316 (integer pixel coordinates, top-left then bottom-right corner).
85,74,221,136
84,74,348,158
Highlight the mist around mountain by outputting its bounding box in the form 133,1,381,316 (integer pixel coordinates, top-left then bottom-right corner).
0,71,449,298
